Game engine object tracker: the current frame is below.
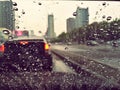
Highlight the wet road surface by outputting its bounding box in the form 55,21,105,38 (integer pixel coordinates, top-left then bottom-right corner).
52,44,120,68
53,55,75,73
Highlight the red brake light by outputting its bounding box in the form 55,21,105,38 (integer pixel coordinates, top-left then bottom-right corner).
20,41,29,45
45,43,50,50
0,44,5,52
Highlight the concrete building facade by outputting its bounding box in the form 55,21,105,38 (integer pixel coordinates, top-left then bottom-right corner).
46,14,56,38
0,0,15,30
75,7,89,29
66,18,75,33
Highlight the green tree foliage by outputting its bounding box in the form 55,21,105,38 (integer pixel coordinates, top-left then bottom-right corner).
56,18,120,44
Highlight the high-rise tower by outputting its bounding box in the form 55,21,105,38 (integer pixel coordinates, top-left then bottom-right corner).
66,18,75,33
75,7,89,28
46,14,56,38
0,0,15,30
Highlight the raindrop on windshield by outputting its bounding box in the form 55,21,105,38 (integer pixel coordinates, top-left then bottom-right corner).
13,19,16,21
13,7,18,11
38,2,42,5
18,16,21,18
96,11,98,15
81,2,83,4
33,1,36,3
22,9,25,14
102,2,106,6
56,2,59,4
73,12,77,16
107,16,112,21
100,8,102,11
102,15,106,19
22,11,25,14
86,51,90,54
16,26,20,29
13,2,17,6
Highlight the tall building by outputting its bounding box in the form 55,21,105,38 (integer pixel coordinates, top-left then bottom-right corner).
0,0,15,30
46,14,56,38
75,7,89,29
66,18,75,33
29,30,34,36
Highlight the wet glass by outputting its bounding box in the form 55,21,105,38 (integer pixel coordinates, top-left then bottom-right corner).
0,0,120,90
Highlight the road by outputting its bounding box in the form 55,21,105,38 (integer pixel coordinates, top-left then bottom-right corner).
51,44,120,85
51,44,120,68
53,55,75,73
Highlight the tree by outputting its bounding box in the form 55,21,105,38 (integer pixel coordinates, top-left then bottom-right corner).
57,32,67,42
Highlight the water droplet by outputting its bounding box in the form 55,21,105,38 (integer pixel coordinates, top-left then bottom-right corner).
38,2,42,5
13,2,17,6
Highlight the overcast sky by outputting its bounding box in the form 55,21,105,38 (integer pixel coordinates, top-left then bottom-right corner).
11,0,120,36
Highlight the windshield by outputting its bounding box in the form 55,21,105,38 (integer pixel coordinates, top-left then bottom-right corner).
0,0,120,89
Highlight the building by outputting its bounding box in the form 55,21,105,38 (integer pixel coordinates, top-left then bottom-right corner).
75,7,89,28
0,0,15,30
29,30,34,36
46,14,56,39
66,18,75,33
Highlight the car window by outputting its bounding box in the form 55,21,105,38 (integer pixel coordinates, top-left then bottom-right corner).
0,0,120,89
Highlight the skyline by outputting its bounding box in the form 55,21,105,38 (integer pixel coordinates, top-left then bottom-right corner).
11,0,120,36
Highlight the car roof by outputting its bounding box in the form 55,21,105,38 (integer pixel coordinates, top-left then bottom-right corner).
9,36,47,42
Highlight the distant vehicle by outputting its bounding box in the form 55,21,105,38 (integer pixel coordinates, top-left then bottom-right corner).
112,41,119,47
97,39,104,44
67,42,72,45
86,40,99,46
0,35,53,71
54,42,58,45
106,41,111,45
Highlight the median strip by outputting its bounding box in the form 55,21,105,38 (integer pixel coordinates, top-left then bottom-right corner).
52,49,120,85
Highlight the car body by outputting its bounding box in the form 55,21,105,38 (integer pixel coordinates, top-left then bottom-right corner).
67,42,72,45
0,36,53,71
86,40,99,46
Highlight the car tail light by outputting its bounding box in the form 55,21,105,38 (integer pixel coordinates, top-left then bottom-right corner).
0,44,5,52
45,43,50,50
20,41,29,45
